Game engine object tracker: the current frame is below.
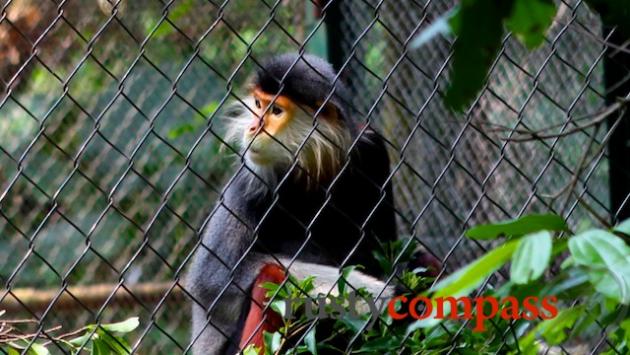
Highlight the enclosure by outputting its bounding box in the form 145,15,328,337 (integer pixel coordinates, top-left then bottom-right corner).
0,0,629,353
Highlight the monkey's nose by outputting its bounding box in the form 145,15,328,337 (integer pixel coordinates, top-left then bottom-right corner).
248,124,258,134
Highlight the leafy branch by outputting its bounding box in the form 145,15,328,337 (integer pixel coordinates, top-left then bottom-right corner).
0,314,139,355
256,214,630,354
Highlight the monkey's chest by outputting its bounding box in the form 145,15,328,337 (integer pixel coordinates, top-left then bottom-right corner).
254,193,363,264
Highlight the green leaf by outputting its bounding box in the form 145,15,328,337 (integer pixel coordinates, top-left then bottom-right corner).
570,301,600,337
7,343,25,351
338,265,359,296
568,230,630,304
613,219,630,235
494,279,546,300
400,270,428,293
621,318,630,342
519,306,583,351
434,238,520,297
511,231,552,284
551,238,568,255
540,308,583,344
28,343,49,355
68,332,94,347
97,329,132,354
372,238,418,275
407,238,520,332
543,270,591,299
339,316,367,334
100,317,139,334
372,249,391,275
6,348,20,355
304,328,317,355
444,0,513,111
297,276,316,295
91,338,109,355
465,214,567,240
560,256,574,269
270,300,287,318
243,344,260,355
505,0,556,48
262,281,281,298
569,229,630,263
263,332,281,354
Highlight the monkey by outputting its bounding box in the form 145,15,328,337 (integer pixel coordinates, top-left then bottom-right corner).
186,53,436,354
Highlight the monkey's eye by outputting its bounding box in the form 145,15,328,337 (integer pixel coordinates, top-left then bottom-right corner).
254,99,261,109
271,105,283,115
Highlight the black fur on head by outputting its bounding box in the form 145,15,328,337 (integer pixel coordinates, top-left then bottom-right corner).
253,53,352,123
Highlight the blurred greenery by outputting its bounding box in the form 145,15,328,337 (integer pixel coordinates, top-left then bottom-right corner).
1,315,139,355
0,0,325,285
0,0,325,352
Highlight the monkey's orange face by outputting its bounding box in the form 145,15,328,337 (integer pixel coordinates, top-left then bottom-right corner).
224,87,351,183
242,89,297,165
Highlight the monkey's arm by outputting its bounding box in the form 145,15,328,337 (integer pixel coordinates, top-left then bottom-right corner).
187,173,264,354
359,130,397,243
333,130,397,276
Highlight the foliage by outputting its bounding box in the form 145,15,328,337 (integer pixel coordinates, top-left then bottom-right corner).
465,213,568,240
0,1,322,353
255,215,630,354
443,0,514,111
0,315,139,354
412,0,630,110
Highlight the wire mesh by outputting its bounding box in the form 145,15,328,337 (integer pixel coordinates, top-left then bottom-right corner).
0,0,628,353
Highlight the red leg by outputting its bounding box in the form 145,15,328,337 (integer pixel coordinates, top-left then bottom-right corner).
239,263,286,351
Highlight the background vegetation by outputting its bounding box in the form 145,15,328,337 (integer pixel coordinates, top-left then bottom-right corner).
0,0,628,353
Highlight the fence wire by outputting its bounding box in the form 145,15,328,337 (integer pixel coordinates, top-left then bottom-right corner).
0,0,628,353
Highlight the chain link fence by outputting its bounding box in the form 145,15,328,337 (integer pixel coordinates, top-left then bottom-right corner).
0,0,628,353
